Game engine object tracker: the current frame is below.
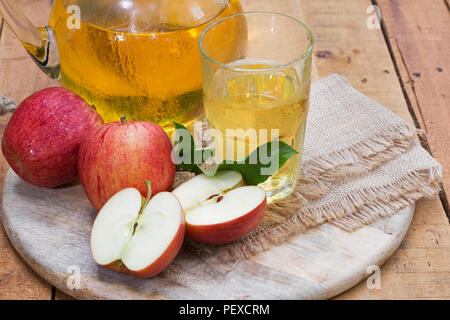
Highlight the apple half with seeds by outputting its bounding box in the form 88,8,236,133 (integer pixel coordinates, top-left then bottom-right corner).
90,182,184,278
173,171,266,245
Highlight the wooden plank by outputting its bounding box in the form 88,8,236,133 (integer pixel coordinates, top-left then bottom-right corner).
298,0,450,299
54,290,74,300
375,0,450,206
301,0,414,123
0,0,56,300
336,198,450,299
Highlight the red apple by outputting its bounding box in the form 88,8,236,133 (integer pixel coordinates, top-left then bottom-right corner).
78,118,175,211
90,182,185,278
173,171,267,244
1,87,103,187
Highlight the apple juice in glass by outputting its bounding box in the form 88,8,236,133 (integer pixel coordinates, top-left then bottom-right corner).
199,12,313,202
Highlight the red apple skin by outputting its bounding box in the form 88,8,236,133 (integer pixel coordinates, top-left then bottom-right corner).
1,87,103,187
78,121,175,211
186,198,267,245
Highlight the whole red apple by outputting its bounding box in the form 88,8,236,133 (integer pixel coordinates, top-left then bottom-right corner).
1,87,103,187
78,118,175,211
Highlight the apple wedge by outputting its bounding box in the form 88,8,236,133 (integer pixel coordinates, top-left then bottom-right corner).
173,171,266,245
90,184,184,278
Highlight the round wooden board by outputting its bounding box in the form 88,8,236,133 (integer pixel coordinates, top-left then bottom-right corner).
1,169,414,299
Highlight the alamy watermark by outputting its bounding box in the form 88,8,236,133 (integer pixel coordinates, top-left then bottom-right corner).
66,265,81,290
66,5,81,30
366,265,381,289
366,5,381,30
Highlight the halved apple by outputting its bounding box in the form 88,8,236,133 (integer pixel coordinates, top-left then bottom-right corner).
173,171,266,245
90,184,185,278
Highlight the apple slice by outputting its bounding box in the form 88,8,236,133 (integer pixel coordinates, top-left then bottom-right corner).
90,183,184,278
173,171,266,245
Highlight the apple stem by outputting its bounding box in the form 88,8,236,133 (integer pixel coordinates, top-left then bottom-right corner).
91,104,96,110
141,180,152,212
120,116,127,125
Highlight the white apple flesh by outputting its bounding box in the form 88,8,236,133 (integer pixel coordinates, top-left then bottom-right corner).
173,171,266,245
90,188,184,278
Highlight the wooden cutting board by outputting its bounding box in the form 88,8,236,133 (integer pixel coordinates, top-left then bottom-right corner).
0,169,414,299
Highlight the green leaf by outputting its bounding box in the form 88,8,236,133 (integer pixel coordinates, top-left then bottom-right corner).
217,141,298,185
171,122,298,185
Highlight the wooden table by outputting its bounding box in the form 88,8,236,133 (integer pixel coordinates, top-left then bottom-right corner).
0,0,448,300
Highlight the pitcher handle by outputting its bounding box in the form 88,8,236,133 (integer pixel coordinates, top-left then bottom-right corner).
0,0,60,79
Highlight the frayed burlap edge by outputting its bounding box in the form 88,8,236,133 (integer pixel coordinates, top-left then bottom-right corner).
186,165,441,261
331,166,441,231
302,122,417,181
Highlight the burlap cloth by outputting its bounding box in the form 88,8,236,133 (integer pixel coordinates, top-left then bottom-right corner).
0,74,442,262
174,74,442,261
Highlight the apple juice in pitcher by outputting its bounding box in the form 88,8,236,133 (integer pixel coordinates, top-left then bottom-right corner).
48,0,242,130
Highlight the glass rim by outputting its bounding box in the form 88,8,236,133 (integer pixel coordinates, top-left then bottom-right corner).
198,11,314,72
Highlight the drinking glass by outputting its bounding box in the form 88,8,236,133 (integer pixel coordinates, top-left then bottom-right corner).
199,12,313,202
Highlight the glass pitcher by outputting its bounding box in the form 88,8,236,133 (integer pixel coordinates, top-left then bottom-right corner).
0,0,242,131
